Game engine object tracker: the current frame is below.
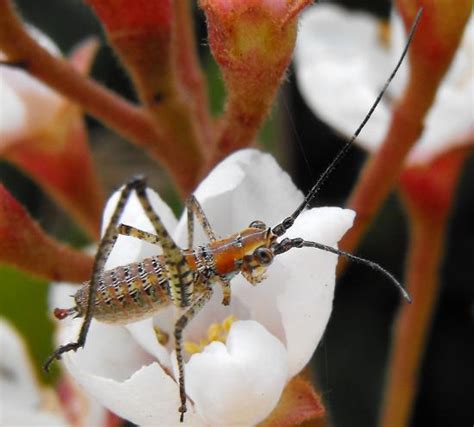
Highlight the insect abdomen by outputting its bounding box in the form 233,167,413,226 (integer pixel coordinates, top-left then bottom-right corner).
74,256,171,324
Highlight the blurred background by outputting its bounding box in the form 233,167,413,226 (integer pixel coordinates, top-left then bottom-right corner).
1,0,473,426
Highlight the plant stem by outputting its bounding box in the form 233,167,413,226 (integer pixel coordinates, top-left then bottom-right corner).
378,209,444,427
0,0,199,194
338,74,435,263
174,0,213,149
378,144,471,427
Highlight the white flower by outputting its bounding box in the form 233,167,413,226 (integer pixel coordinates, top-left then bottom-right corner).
294,4,473,164
0,318,109,426
52,149,354,426
0,26,63,149
0,318,66,426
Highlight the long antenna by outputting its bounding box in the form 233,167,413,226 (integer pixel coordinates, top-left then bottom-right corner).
273,7,423,236
273,237,411,301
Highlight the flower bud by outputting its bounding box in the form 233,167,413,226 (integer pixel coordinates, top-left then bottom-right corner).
400,138,473,223
397,0,471,83
0,32,103,238
201,0,312,159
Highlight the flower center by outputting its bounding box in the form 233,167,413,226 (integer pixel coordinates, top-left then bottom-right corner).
184,315,236,355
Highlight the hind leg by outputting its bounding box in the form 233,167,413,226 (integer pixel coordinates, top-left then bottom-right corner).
44,176,149,371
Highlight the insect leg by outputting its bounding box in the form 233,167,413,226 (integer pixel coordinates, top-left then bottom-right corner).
117,224,161,245
174,285,214,422
213,276,231,306
118,194,217,249
119,184,213,420
44,175,145,372
186,194,217,248
185,196,231,304
133,182,195,308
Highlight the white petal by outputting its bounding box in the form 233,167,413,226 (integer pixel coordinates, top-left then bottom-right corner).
0,319,68,426
174,150,354,378
58,317,152,382
0,82,27,146
126,316,172,369
173,149,306,339
65,360,206,426
295,4,393,148
276,207,355,376
409,15,474,163
184,320,288,426
101,187,177,270
49,282,79,313
295,5,474,164
224,208,354,378
174,149,304,246
0,319,40,408
26,25,61,57
0,27,63,142
0,67,63,140
1,405,67,426
59,315,207,425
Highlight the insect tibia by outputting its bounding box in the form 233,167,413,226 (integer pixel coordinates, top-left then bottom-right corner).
53,307,78,320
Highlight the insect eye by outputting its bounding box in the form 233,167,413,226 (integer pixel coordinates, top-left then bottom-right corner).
254,247,273,265
249,220,266,230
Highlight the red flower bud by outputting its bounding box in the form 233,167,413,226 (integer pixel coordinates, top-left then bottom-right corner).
201,0,312,161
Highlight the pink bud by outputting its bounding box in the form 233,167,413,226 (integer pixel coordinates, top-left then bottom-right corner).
397,0,471,78
0,31,104,238
201,0,312,161
400,137,473,223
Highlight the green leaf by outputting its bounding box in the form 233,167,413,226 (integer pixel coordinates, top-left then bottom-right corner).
0,264,57,383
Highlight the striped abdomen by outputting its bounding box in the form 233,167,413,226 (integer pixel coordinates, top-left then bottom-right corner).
74,256,173,324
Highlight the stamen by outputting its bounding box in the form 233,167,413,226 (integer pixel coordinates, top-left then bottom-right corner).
154,326,169,346
184,315,236,355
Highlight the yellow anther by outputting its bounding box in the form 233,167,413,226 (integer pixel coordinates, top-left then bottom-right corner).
184,315,237,355
154,326,169,346
207,323,222,342
222,315,236,332
183,341,202,355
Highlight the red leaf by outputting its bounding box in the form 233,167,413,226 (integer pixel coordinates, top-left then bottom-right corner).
86,0,174,104
87,0,172,31
4,113,104,239
0,184,93,282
